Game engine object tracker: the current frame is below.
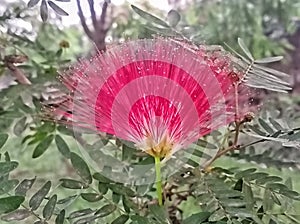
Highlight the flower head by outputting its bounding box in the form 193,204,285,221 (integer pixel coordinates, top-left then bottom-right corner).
49,38,252,159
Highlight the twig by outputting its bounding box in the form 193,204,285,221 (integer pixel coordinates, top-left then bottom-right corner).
201,145,234,170
20,204,43,221
3,55,31,85
87,0,98,30
76,0,111,51
233,83,241,144
100,1,109,28
202,139,265,170
76,0,94,40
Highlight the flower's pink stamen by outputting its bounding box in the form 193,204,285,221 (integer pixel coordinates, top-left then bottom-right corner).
49,38,256,158
95,61,208,135
129,96,181,138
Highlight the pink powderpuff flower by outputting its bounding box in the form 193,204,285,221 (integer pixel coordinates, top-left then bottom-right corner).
48,38,253,159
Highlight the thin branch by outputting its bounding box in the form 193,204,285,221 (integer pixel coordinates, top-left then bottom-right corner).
207,124,300,167
201,145,234,170
76,0,94,39
202,139,265,170
3,55,31,85
99,1,109,28
87,0,98,30
20,204,42,221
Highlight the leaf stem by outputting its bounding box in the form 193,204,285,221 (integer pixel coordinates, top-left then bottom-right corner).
154,156,163,206
202,139,265,170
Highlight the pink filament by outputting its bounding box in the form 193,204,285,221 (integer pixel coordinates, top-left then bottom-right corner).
53,38,250,151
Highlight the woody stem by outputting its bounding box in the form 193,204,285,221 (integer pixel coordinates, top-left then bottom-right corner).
154,156,163,206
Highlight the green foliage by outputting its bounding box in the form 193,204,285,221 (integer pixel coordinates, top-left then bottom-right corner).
0,196,25,214
183,0,300,58
1,0,300,223
70,152,93,184
27,0,69,22
0,134,8,149
55,135,71,158
132,4,291,93
231,39,291,92
226,109,300,170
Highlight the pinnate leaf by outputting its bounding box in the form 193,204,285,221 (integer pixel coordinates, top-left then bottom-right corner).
55,135,70,158
29,181,51,210
70,152,92,184
43,194,57,220
0,161,18,176
32,134,54,158
55,209,65,224
111,214,129,224
27,0,40,7
131,5,169,27
60,178,88,189
13,117,27,136
40,0,48,22
80,193,103,202
238,38,254,61
183,212,211,224
69,208,94,219
48,1,68,16
167,9,181,27
0,179,19,195
0,196,25,214
0,134,9,149
149,205,169,223
93,172,113,184
254,56,283,64
235,168,257,179
15,177,36,196
1,209,31,221
94,204,116,217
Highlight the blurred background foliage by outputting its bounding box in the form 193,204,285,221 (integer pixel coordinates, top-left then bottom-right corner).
1,0,300,223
